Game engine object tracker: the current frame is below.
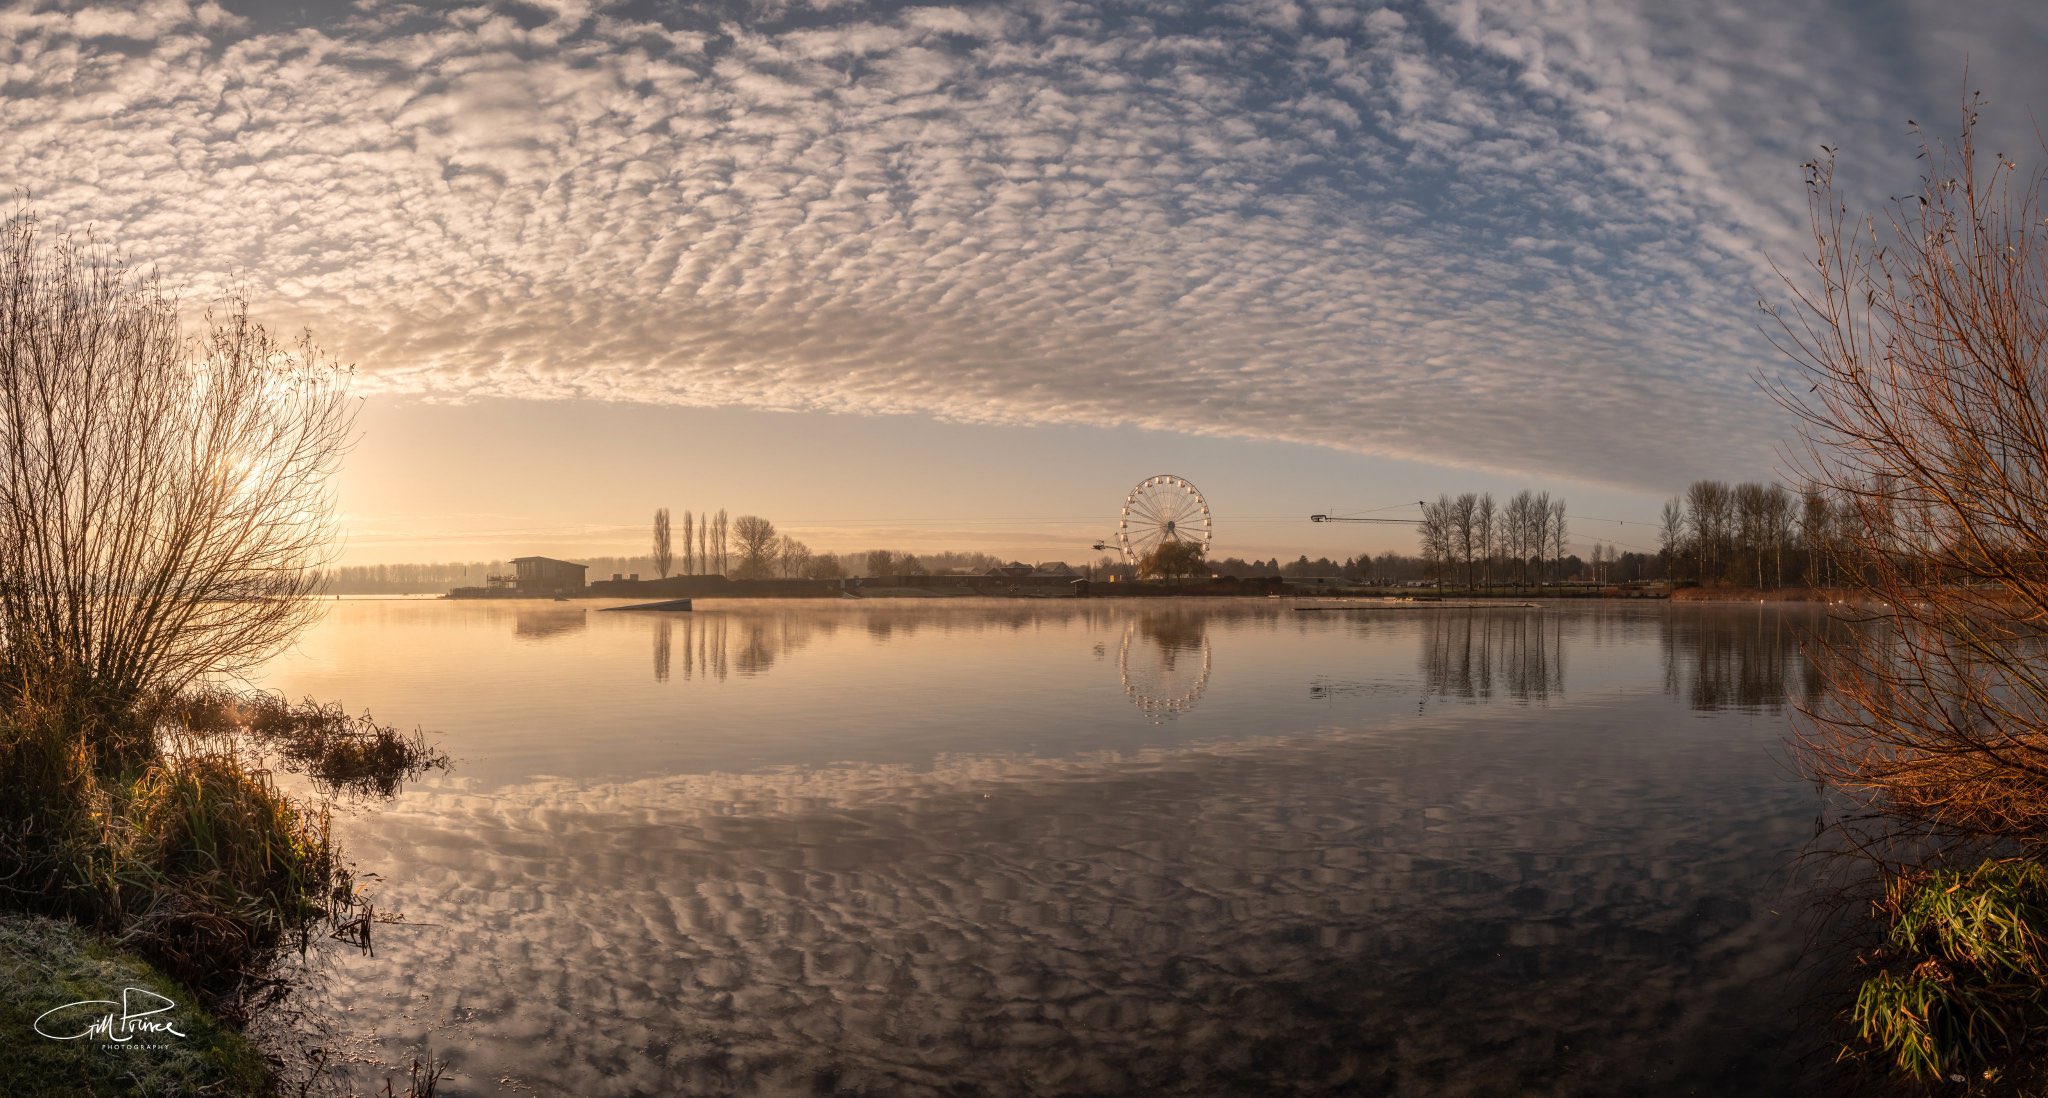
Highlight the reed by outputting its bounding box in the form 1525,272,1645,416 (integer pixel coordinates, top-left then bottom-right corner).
0,686,441,1015
242,693,448,799
1852,859,2048,1081
117,752,350,1003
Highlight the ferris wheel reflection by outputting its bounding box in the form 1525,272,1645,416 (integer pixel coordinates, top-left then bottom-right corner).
1117,612,1213,721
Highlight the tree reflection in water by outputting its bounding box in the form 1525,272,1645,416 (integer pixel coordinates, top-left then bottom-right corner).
646,611,854,683
1660,606,1833,713
1420,608,1565,702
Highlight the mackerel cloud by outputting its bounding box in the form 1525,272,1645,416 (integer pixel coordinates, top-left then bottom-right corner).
3,0,2037,488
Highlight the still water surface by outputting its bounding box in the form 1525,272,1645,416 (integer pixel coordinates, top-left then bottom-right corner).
259,598,1846,1096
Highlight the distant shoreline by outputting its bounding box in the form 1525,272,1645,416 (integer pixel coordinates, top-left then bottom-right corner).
314,580,1873,603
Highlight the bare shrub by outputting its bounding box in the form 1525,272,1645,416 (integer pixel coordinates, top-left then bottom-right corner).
1768,98,2048,846
0,211,356,762
1769,97,2048,1084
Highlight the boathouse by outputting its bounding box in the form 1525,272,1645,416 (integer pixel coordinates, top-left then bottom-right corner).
510,556,588,595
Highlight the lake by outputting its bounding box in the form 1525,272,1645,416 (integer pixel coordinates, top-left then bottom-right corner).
257,597,1854,1096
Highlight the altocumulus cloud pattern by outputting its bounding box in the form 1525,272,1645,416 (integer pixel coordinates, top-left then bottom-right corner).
1,0,2034,488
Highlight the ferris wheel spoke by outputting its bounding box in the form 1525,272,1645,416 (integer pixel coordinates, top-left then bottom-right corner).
1115,474,1212,567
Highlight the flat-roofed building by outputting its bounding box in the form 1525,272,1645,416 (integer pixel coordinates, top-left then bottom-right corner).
510,556,588,595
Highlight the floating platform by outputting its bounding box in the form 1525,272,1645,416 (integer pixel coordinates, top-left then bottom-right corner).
1295,601,1538,611
600,598,694,612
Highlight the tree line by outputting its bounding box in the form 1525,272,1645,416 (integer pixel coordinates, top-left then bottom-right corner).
1656,480,1854,589
650,508,731,576
1418,490,1571,589
1394,480,1875,592
322,544,1058,594
649,510,1113,582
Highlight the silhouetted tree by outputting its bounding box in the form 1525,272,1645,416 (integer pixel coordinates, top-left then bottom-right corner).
1476,493,1497,588
1451,492,1479,589
1529,491,1552,583
1547,498,1568,582
0,213,356,750
1686,480,1731,582
1659,497,1688,580
1418,496,1454,581
730,515,778,578
1141,540,1207,582
653,508,674,579
777,536,811,578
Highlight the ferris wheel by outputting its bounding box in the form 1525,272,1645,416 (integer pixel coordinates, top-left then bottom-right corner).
1116,475,1212,562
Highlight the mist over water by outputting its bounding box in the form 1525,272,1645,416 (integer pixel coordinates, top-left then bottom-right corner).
262,599,1844,1095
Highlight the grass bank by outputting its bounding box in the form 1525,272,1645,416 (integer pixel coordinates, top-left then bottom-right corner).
1,702,350,1006
0,913,269,1096
1668,585,1846,603
0,690,445,1091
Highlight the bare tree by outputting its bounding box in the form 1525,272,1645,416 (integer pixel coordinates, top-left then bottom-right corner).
0,213,356,756
682,510,694,575
1733,482,1770,587
652,508,674,579
1685,481,1730,582
730,515,778,579
865,549,894,579
777,536,811,578
715,509,728,576
1451,493,1479,590
1799,488,1832,589
1761,484,1793,589
1768,100,2048,841
1547,498,1568,580
697,511,709,574
1418,496,1454,582
1502,492,1531,589
1659,498,1689,580
1476,493,1497,589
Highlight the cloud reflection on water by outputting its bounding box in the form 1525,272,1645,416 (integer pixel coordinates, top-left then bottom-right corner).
281,601,1844,1095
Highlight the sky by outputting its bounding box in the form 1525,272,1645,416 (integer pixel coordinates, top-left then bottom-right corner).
3,0,2045,565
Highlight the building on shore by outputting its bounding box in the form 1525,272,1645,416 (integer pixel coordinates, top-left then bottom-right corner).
984,561,1080,579
510,556,588,595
